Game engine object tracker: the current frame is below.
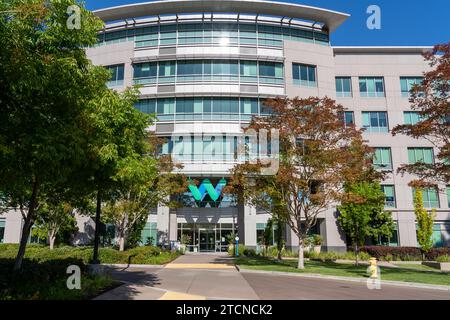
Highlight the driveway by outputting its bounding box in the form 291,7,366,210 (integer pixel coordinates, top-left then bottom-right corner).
94,253,450,300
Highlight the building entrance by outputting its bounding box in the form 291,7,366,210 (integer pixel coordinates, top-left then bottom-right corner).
199,229,215,252
178,222,235,253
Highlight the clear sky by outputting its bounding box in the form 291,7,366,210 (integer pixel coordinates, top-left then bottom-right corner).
85,0,450,46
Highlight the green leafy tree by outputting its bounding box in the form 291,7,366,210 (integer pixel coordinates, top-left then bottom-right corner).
337,182,394,266
77,87,153,260
414,189,435,256
32,202,78,250
102,151,184,251
0,0,106,270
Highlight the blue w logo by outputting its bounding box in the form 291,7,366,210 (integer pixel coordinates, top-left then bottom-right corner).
188,178,227,201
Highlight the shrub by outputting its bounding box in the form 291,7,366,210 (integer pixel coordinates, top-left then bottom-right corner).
0,244,179,265
228,244,246,256
243,248,257,257
359,246,421,261
436,255,450,263
265,246,298,258
0,257,113,300
359,246,450,261
425,247,450,261
312,234,323,246
307,251,371,262
228,244,257,257
359,251,371,261
384,254,393,262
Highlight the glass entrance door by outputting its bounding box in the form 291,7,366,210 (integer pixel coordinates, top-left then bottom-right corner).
199,229,215,252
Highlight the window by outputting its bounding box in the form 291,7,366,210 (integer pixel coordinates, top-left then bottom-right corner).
136,97,264,122
447,186,450,208
404,111,425,125
413,188,440,208
359,77,385,97
0,218,5,243
408,147,434,164
157,98,175,121
377,222,399,247
132,59,284,84
105,64,124,87
381,185,396,208
335,77,352,97
95,23,330,48
240,98,258,121
133,62,157,84
158,61,176,82
240,61,257,82
256,223,276,246
140,222,158,246
177,60,203,81
134,26,158,47
400,77,423,97
341,111,354,127
135,99,156,115
292,63,316,87
176,98,202,120
373,147,392,170
362,112,389,133
259,62,283,84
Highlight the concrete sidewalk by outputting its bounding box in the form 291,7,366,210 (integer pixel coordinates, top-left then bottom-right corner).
94,254,450,300
95,254,259,300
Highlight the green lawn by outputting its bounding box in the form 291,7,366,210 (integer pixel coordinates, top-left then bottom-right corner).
235,256,450,286
391,263,439,272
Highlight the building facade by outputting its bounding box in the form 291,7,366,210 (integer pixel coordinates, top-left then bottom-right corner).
1,0,449,251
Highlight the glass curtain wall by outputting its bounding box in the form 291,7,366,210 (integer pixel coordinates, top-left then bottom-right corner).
96,22,330,48
135,97,272,121
133,60,283,85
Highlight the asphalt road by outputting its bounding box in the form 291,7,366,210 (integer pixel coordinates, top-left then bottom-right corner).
95,254,450,300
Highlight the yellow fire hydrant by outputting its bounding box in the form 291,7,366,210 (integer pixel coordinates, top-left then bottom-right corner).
369,257,378,279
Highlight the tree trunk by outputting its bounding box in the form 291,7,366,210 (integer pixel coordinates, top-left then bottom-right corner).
118,233,125,252
49,231,56,250
297,239,305,269
92,190,102,264
276,220,283,261
354,241,359,267
13,179,39,271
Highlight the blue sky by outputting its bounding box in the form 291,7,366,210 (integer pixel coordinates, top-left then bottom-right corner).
85,0,450,46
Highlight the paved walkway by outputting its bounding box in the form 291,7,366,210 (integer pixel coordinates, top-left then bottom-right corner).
94,253,450,300
95,253,259,300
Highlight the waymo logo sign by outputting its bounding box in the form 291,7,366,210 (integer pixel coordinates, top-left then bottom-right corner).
188,178,227,201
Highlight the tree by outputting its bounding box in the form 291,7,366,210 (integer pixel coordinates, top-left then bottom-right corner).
32,202,78,250
414,189,435,257
102,151,184,251
0,0,106,270
392,43,449,187
337,182,394,266
77,86,155,260
229,97,374,269
263,216,285,260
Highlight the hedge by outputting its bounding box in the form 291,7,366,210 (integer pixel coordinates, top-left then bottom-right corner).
359,246,450,261
0,244,180,265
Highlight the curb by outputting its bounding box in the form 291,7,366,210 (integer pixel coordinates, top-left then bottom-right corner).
237,266,450,292
91,263,165,269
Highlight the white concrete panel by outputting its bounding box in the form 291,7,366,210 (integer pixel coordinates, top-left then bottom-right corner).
139,86,158,95
134,48,159,58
